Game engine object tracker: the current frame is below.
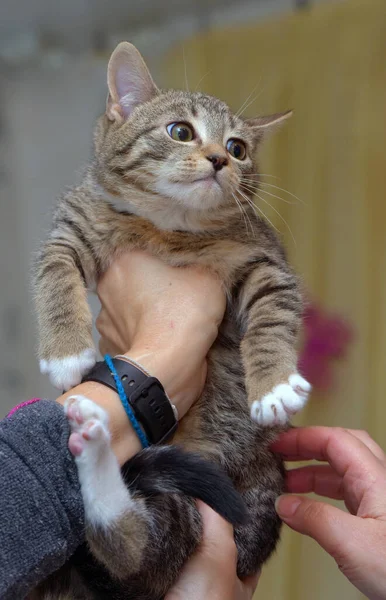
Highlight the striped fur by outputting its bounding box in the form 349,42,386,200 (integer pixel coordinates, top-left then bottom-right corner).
33,43,309,599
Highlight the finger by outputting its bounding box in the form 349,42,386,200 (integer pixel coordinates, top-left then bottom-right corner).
98,338,120,357
98,338,107,356
98,339,113,356
276,495,358,563
96,305,128,343
234,576,257,600
286,465,344,499
347,430,386,463
272,427,384,462
272,427,386,514
242,570,261,588
271,427,384,478
196,501,235,557
96,312,127,354
239,570,261,595
165,503,237,600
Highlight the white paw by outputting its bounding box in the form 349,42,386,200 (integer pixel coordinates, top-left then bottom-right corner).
40,348,96,391
65,394,110,459
64,394,109,431
65,394,132,526
251,373,311,427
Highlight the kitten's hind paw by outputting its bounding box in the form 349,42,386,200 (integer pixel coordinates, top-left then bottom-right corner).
65,394,110,459
65,394,131,530
65,393,109,430
251,374,311,427
40,348,96,391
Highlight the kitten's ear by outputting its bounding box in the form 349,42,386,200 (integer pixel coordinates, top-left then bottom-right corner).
106,42,159,123
246,110,293,138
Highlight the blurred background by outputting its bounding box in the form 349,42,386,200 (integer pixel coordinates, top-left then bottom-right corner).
0,0,385,597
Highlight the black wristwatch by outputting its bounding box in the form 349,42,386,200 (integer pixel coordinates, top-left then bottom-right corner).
82,356,178,445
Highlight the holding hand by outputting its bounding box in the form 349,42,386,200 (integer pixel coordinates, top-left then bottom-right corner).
273,427,386,600
96,250,226,419
166,502,259,600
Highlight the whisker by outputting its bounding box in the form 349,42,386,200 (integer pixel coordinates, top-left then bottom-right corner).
232,192,246,228
236,84,267,119
259,181,306,206
232,192,253,237
194,70,211,92
240,182,295,205
257,186,297,206
241,176,304,205
240,174,279,180
254,192,297,247
239,195,255,237
235,78,262,118
239,188,297,247
183,47,189,92
237,189,280,235
232,193,248,233
239,183,261,198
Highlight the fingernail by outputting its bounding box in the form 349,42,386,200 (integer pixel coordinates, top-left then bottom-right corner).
275,495,302,518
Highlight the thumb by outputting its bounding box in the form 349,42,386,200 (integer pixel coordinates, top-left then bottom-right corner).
165,502,236,600
276,495,357,562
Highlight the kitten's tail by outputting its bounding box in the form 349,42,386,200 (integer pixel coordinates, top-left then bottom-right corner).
121,445,249,526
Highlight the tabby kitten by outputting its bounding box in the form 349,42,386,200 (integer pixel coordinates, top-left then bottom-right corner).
34,42,310,599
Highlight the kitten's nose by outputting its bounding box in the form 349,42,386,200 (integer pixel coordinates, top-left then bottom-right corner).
206,154,228,172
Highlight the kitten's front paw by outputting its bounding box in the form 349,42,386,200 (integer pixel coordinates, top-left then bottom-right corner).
251,374,311,427
40,348,96,391
65,394,110,458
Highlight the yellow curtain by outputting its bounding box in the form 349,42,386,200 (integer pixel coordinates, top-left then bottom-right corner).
160,1,386,598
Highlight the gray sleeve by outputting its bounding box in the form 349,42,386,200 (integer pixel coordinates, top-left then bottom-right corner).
0,400,85,600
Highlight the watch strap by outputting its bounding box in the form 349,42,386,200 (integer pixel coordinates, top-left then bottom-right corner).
83,358,177,445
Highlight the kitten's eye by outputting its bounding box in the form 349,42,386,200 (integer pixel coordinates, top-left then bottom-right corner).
167,122,194,142
226,139,247,160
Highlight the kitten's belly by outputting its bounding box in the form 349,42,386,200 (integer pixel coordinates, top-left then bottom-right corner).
172,339,255,466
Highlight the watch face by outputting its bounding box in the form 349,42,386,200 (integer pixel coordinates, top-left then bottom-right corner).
87,357,177,446
129,377,178,445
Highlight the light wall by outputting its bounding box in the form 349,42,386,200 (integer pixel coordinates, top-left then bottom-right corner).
161,1,386,598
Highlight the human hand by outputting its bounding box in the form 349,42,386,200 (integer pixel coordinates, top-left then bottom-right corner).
166,502,259,600
96,251,226,419
273,427,386,600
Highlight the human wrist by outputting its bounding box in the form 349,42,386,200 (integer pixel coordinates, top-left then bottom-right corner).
125,334,208,420
56,315,213,464
57,337,202,464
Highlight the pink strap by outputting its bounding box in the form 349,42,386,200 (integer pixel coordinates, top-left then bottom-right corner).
7,398,41,418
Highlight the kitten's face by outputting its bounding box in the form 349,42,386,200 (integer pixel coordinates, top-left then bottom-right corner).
107,91,258,211
140,96,253,211
95,43,291,227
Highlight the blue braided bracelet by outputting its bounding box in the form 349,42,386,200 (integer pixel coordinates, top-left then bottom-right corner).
104,354,150,449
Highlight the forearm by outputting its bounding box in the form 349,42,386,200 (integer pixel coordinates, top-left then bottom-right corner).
0,400,84,600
